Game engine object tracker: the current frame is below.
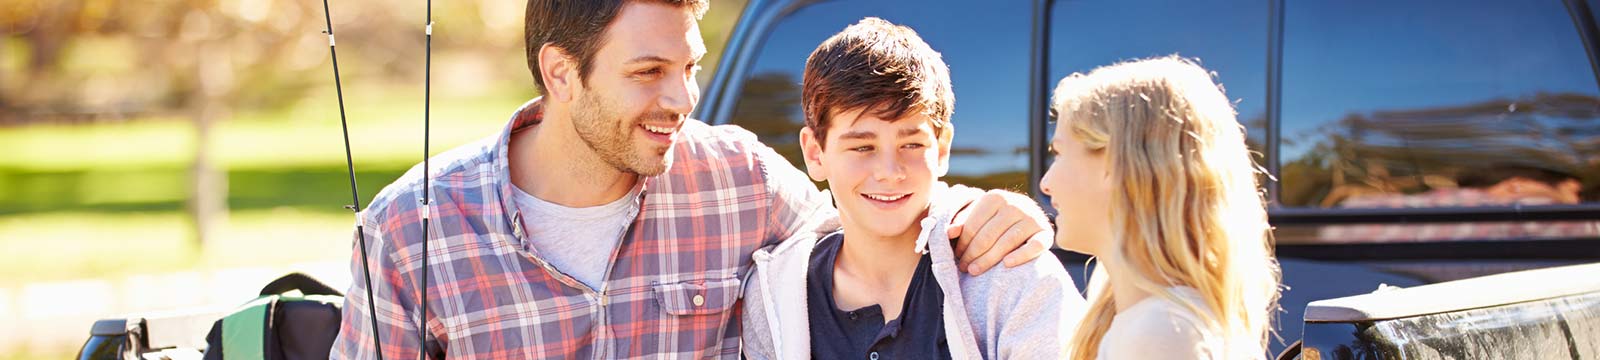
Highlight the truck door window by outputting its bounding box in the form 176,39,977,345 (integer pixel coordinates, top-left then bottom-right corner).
1278,0,1600,243
1046,0,1270,170
724,0,1035,192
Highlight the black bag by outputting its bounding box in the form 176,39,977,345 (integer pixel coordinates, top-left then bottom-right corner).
202,272,343,360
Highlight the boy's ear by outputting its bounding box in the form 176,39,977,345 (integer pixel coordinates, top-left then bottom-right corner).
538,44,579,103
799,127,828,182
934,124,952,177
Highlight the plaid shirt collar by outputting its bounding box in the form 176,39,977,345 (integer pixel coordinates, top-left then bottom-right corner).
490,97,652,252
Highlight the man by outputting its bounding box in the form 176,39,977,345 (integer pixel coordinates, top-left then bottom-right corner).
330,1,1054,358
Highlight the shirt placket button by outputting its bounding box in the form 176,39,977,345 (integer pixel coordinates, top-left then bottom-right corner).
869,351,880,360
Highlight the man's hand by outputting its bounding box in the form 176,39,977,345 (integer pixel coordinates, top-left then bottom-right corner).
947,189,1053,275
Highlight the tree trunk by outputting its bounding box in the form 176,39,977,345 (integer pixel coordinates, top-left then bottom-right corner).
189,38,230,249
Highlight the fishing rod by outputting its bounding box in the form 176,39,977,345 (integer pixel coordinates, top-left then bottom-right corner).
316,1,385,359
416,0,435,357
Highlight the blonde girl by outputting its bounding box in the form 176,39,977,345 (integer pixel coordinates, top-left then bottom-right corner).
1040,56,1281,359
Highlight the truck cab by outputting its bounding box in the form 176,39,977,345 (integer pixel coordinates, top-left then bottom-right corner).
695,0,1600,357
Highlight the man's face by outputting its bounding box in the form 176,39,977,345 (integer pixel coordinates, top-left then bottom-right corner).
571,2,706,176
801,108,950,240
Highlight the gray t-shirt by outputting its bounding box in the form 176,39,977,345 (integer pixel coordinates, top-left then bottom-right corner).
511,184,640,291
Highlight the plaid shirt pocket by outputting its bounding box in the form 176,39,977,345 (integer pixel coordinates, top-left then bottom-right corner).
654,277,742,316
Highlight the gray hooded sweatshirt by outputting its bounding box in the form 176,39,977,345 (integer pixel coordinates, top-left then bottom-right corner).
741,188,1086,359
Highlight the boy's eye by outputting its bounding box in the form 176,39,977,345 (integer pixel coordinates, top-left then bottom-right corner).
849,145,873,152
901,143,926,150
635,68,662,77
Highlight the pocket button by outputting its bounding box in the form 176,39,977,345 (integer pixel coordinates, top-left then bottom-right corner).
692,294,705,307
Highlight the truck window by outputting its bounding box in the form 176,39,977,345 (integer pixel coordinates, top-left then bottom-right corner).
723,0,1035,192
1278,0,1600,243
1046,0,1270,168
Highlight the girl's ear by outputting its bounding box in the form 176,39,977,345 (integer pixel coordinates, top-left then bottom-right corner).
799,127,828,181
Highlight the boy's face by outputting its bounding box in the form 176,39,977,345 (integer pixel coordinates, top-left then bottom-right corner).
801,107,951,240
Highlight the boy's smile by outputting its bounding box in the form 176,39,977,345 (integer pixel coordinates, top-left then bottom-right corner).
862,192,913,209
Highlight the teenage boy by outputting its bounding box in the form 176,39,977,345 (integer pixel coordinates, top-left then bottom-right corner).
741,18,1084,360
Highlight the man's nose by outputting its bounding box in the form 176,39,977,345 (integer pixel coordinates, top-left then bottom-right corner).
659,75,697,116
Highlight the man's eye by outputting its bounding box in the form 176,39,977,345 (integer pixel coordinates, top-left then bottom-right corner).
902,143,926,150
849,146,873,152
636,68,662,77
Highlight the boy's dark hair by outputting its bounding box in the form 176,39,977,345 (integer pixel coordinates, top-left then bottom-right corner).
524,0,708,95
802,17,954,148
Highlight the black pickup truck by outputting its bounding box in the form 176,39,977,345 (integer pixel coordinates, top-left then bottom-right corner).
80,0,1600,358
693,0,1600,357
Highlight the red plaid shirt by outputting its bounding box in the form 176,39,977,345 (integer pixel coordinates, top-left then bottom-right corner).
331,98,833,359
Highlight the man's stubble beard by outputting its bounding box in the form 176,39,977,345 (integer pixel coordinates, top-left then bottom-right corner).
570,90,676,177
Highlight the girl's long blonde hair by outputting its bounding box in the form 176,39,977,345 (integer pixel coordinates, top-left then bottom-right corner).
1055,56,1281,359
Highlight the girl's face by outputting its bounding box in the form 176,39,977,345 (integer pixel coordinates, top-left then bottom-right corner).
1040,123,1114,256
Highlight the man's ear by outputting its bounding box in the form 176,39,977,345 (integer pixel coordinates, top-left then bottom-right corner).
538,43,580,103
799,127,828,182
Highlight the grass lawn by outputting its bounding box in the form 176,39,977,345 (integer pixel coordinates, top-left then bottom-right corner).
1,84,530,172
0,209,354,286
0,85,533,283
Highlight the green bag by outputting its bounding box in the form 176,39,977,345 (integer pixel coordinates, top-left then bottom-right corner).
202,273,343,360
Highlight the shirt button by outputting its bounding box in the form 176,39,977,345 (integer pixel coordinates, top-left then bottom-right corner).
692,294,705,307
869,351,880,360
848,312,859,320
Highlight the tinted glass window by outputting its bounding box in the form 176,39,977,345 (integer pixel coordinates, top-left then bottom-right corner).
1277,0,1600,243
1046,0,1270,168
724,0,1033,192
1280,0,1600,209
1591,0,1600,26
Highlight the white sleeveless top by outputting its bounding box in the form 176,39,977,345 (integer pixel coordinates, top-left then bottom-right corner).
1095,287,1261,360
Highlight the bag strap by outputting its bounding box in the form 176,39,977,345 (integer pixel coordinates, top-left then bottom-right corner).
258,272,341,297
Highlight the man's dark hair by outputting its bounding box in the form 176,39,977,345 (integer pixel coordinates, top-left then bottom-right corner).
524,0,708,95
801,17,954,148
